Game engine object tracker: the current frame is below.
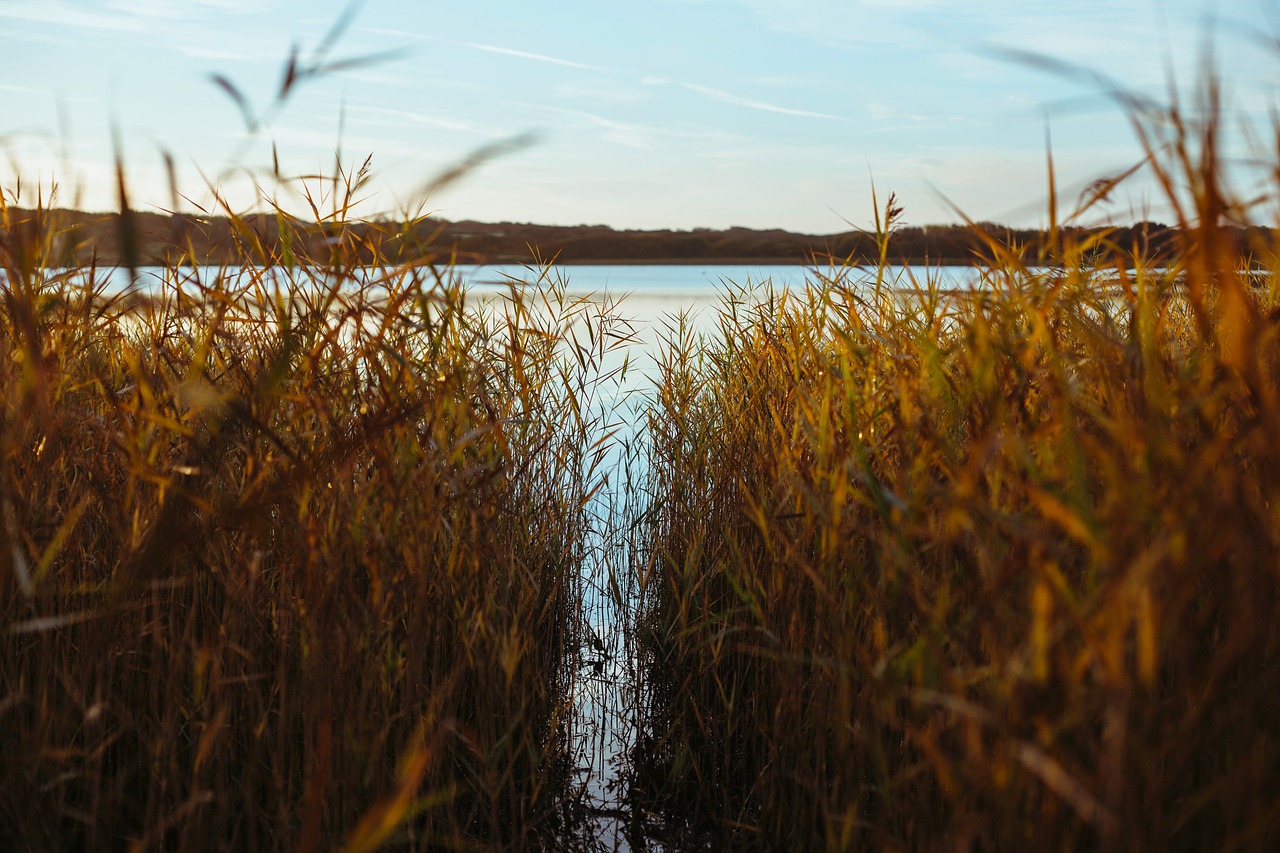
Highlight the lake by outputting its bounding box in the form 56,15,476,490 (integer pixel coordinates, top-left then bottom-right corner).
85,261,987,304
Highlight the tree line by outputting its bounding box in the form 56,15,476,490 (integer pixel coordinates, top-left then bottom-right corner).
5,207,1273,268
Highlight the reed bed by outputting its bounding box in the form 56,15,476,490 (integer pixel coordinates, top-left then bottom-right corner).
630,83,1280,849
6,22,1280,848
0,192,633,848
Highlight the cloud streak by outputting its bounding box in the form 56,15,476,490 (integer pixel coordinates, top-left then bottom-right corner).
458,42,610,72
527,103,742,151
681,83,846,120
350,104,478,134
0,0,138,31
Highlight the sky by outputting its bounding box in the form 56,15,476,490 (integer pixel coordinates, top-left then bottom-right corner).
0,0,1276,233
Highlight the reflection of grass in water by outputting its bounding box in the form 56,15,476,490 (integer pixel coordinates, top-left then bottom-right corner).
629,71,1280,849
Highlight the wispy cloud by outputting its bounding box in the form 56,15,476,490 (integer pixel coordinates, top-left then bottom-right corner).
349,105,478,134
553,81,651,105
579,114,654,149
108,0,269,23
105,0,185,20
1,0,269,33
360,26,434,42
681,83,846,120
0,0,138,31
733,0,940,46
177,44,264,61
868,103,928,123
520,105,655,149
458,41,610,72
187,0,270,12
530,105,739,150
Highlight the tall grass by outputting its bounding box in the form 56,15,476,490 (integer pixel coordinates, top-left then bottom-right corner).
7,21,1280,849
630,76,1280,849
0,178,632,847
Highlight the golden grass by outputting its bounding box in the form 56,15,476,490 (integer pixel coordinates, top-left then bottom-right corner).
0,187,635,848
4,22,1280,849
629,77,1280,850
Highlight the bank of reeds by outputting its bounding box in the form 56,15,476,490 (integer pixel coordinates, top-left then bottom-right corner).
631,81,1280,849
0,186,630,848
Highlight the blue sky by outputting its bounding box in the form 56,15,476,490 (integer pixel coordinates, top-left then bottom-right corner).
1,0,1275,232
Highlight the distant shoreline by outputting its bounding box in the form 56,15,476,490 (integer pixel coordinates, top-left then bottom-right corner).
7,207,1266,268
467,256,971,267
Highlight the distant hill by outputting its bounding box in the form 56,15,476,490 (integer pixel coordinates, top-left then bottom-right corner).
2,207,1270,268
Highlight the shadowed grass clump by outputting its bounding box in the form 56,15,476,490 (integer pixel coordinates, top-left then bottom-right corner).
0,190,628,848
631,79,1280,849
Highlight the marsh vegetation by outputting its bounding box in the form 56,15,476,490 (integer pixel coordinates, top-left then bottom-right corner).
2,28,1280,852
624,80,1280,849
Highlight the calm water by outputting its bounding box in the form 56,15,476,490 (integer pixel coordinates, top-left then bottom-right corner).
456,262,815,296
85,261,986,304
453,261,986,305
